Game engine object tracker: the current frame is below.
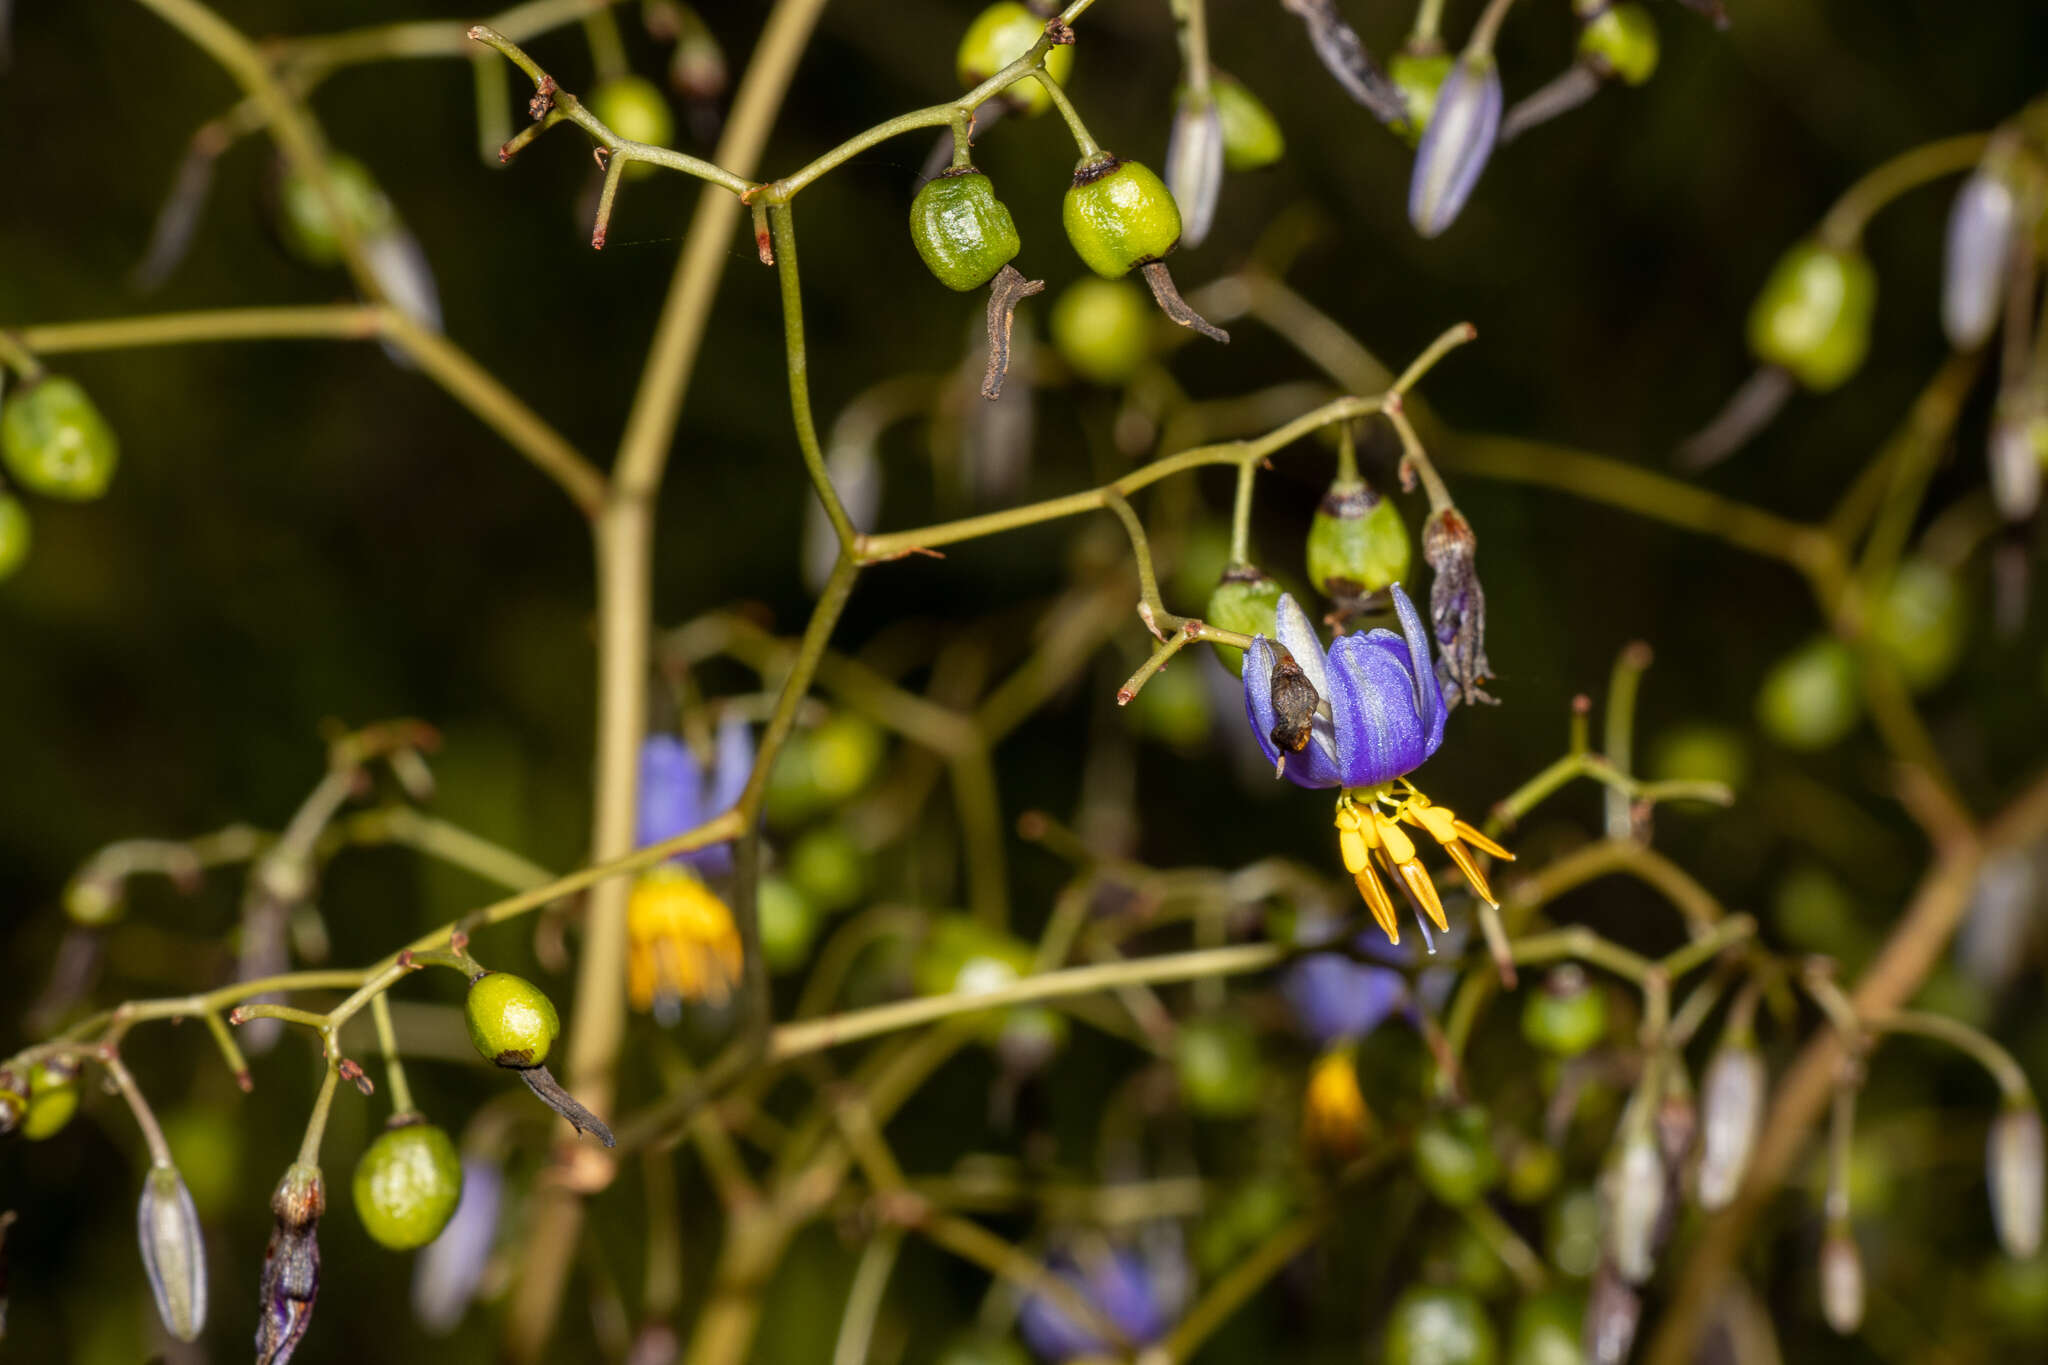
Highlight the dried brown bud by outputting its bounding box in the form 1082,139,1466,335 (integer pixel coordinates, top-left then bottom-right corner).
1423,508,1494,708
258,1162,324,1364
1267,653,1321,755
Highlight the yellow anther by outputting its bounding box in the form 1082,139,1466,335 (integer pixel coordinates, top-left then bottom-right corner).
1338,823,1372,875
1393,855,1449,932
1303,1050,1371,1159
1452,818,1514,861
1408,802,1459,844
1334,802,1364,832
1371,808,1417,865
1438,840,1498,908
1354,865,1400,945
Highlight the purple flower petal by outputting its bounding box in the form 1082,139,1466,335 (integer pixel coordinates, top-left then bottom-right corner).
1387,582,1447,743
1284,953,1407,1045
1325,631,1435,786
1017,1251,1169,1361
636,735,703,850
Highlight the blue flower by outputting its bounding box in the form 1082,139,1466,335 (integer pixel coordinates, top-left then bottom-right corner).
1017,1250,1171,1361
637,715,752,875
1284,951,1407,1045
1242,584,1445,791
1407,53,1503,239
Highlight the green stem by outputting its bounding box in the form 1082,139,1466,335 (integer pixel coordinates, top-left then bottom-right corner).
371,993,416,1115
1602,642,1653,840
1410,0,1449,47
100,1051,175,1168
1038,71,1102,159
1820,133,1990,249
770,204,857,547
1469,0,1518,58
1228,458,1258,564
1869,1009,2034,1104
297,1062,342,1167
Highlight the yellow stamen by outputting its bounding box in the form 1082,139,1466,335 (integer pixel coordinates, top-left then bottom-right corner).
1339,824,1372,874
1303,1050,1371,1158
1438,839,1499,907
1390,851,1449,932
1354,865,1401,945
1452,817,1514,861
1370,808,1417,865
1408,802,1459,844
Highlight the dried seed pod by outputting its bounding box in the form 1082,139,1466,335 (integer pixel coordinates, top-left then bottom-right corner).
137,1163,208,1342
257,1162,324,1364
1989,1102,2044,1260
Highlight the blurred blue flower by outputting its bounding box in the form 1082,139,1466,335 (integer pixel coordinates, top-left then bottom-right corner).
412,1156,502,1336
1283,952,1407,1045
637,715,752,875
1017,1249,1171,1361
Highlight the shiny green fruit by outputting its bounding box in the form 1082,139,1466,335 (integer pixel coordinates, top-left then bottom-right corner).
1175,1016,1261,1117
1204,563,1283,675
2,377,119,501
1509,1291,1588,1365
757,874,819,974
1521,966,1608,1058
1415,1106,1502,1206
353,1118,463,1250
1213,74,1285,171
956,3,1074,117
21,1060,80,1140
1391,50,1456,147
1386,1285,1500,1365
1547,1186,1603,1278
279,154,397,267
811,713,886,803
1870,557,1965,693
1129,658,1211,750
1747,241,1877,391
1049,277,1153,385
1647,723,1750,795
787,822,868,914
910,169,1022,291
1756,636,1861,750
1578,4,1659,85
1063,156,1182,279
1306,480,1410,598
464,971,560,1068
0,492,28,580
588,75,675,179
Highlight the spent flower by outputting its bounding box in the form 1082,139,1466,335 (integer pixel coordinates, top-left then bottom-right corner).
256,1162,323,1365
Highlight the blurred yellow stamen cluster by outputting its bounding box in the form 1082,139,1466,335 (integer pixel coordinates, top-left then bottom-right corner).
627,864,743,1018
1334,781,1513,945
1302,1049,1371,1159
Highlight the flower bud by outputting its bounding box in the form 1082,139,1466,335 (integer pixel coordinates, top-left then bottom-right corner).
138,1163,208,1342
1820,1220,1864,1334
1577,3,1660,86
1389,49,1454,147
1746,240,1877,391
956,3,1073,118
1584,1261,1641,1365
412,1155,503,1334
1306,479,1410,601
1407,53,1502,238
588,75,676,179
257,1162,324,1364
363,228,443,338
1064,155,1183,279
668,11,727,103
910,168,1022,291
1755,636,1861,751
0,491,28,583
1203,562,1282,675
1164,89,1224,248
1,376,119,502
1696,1042,1765,1210
1602,1131,1665,1284
1989,1102,2044,1260
1943,167,2017,351
1213,74,1284,171
1988,397,2047,523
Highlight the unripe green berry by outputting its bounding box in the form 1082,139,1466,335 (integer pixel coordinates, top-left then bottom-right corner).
757,874,819,974
1212,74,1285,171
22,1060,80,1141
1175,1015,1261,1118
1306,481,1411,599
1390,50,1456,148
279,154,396,267
910,168,1022,291
1756,636,1862,751
353,1117,463,1250
1579,4,1660,86
0,492,29,581
1508,1291,1587,1365
464,971,561,1068
1385,1285,1499,1365
1747,240,1877,391
956,3,1074,118
1063,155,1183,280
1049,278,1153,385
1415,1105,1502,1206
1128,657,1211,750
1520,966,1608,1058
2,377,119,502
1870,557,1965,694
1204,563,1283,675
787,822,868,914
588,76,676,180
1648,723,1750,795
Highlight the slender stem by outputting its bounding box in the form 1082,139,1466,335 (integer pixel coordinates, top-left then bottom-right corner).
16,304,379,352
100,1051,175,1168
1036,71,1101,159
297,1062,342,1167
1410,0,1450,47
580,6,627,81
371,992,416,1115
1869,1009,2034,1103
1602,642,1653,840
770,204,857,548
1229,459,1258,564
1460,1197,1549,1293
831,1229,903,1365
1820,133,1990,249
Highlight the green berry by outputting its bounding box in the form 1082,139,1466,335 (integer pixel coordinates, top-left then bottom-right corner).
956,3,1074,118
1756,636,1862,750
1205,563,1283,675
1063,155,1183,280
1386,1285,1499,1365
1504,1140,1564,1205
1547,1186,1603,1278
1175,1016,1261,1117
1578,4,1659,86
787,823,869,914
1049,277,1154,385
1212,74,1285,171
1391,50,1456,147
21,1060,80,1141
353,1118,463,1250
910,169,1022,291
1128,657,1211,750
279,154,397,267
1747,240,1877,391
1508,1291,1587,1365
1647,723,1750,795
1415,1105,1502,1206
758,874,819,974
1521,966,1608,1059
1870,557,1965,693
811,714,885,804
588,76,676,180
464,971,561,1068
2,377,119,502
1306,480,1411,599
0,492,29,581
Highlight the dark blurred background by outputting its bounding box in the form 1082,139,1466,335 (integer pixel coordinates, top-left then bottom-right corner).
5,1,2048,1361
